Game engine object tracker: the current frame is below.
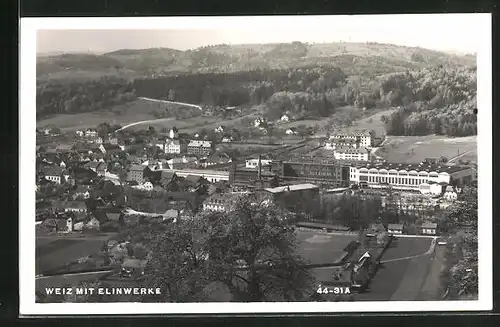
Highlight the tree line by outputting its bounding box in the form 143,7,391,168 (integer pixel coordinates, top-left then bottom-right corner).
36,76,136,117
379,67,477,137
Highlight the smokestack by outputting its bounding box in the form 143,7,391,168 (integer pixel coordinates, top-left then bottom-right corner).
258,155,262,180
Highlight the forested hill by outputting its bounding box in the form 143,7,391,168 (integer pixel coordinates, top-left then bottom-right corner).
36,42,476,80
36,42,477,138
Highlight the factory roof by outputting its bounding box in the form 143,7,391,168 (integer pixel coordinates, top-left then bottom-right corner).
264,183,319,194
352,162,470,174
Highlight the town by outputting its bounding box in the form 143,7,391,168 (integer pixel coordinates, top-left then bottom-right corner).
35,119,478,302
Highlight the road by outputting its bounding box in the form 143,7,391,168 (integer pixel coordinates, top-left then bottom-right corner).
112,97,203,132
138,97,203,111
447,147,476,164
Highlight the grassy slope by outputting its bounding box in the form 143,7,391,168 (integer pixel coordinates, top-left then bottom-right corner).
375,135,477,164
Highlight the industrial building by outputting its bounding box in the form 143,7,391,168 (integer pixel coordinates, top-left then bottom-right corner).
349,162,474,191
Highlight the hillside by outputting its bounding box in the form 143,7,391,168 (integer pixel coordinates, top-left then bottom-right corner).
36,42,476,80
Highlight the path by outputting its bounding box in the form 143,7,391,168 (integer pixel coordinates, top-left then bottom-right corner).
380,237,436,263
114,117,175,132
138,97,203,111
36,270,113,280
112,97,203,132
447,147,476,164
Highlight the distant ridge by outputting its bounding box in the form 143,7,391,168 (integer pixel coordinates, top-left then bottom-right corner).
36,42,477,81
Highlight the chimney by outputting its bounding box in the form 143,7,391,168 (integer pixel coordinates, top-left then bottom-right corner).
258,155,262,180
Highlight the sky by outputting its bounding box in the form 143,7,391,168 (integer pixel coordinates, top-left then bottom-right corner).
35,14,488,55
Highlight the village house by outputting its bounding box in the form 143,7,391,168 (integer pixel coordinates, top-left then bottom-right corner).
280,114,290,123
165,156,198,169
254,117,267,128
202,192,242,212
121,258,148,279
221,136,233,143
160,171,178,188
99,144,122,155
39,217,73,234
421,222,438,235
76,130,85,137
65,201,87,214
132,181,154,191
43,166,64,184
169,127,179,139
94,137,104,144
214,126,225,134
56,144,72,153
387,223,404,235
84,217,101,231
127,164,148,184
245,158,273,169
443,186,458,201
187,140,213,156
74,185,91,199
165,139,187,154
107,136,119,145
84,161,107,176
330,130,372,148
325,138,360,150
285,127,298,135
334,146,371,162
85,129,98,138
200,152,232,168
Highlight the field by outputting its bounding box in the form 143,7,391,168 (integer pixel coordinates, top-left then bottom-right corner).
295,230,357,265
375,135,477,164
36,234,115,275
37,98,173,131
356,237,436,301
329,107,397,137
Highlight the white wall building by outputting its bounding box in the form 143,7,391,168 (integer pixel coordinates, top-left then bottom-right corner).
245,158,273,169
334,147,371,161
165,139,186,154
329,130,372,147
349,163,473,191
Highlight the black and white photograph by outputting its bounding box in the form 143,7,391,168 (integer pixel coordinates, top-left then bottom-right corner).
19,14,492,314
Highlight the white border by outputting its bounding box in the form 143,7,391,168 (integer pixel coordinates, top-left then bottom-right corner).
20,14,492,315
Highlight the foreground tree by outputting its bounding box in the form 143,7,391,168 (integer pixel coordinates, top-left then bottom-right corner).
136,194,314,302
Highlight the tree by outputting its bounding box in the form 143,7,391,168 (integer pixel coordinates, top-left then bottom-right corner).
97,122,111,139
136,194,314,302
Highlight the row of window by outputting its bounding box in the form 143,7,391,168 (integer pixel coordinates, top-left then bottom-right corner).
359,175,435,185
358,170,441,177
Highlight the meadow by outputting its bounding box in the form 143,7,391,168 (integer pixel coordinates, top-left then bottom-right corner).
375,135,477,164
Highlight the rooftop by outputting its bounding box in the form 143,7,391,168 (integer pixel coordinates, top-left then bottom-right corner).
264,183,319,194
188,140,212,147
334,146,369,154
129,164,146,172
422,222,438,228
388,223,404,229
353,162,471,174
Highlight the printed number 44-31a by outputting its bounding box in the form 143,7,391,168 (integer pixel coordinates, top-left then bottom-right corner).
316,286,350,294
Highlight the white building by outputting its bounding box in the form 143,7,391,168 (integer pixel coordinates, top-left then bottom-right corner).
349,162,474,191
325,138,359,150
280,115,290,122
387,224,404,234
165,139,186,154
285,128,298,135
169,128,179,139
418,182,444,196
245,158,273,169
334,147,371,161
330,130,372,148
85,129,98,138
44,167,63,184
443,186,458,201
76,130,84,137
